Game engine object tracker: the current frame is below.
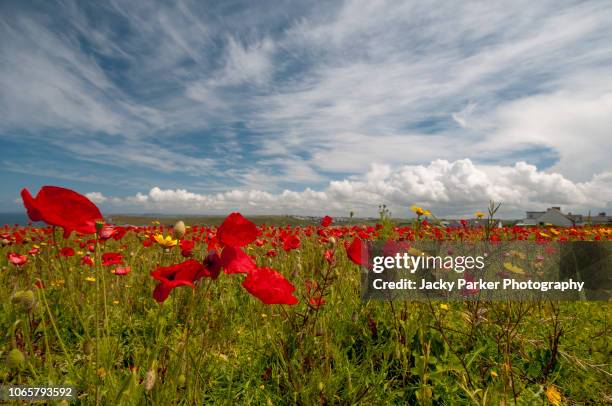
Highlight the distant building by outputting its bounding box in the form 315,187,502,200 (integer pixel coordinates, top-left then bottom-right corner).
591,212,612,225
445,219,503,228
518,207,611,227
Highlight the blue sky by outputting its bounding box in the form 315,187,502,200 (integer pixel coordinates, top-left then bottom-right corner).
1,0,611,217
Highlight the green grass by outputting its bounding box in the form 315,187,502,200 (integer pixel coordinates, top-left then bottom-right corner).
1,226,610,405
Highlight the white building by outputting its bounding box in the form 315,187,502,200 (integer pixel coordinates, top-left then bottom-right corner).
519,207,611,227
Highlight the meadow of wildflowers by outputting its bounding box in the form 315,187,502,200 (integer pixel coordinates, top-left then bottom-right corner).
1,186,610,404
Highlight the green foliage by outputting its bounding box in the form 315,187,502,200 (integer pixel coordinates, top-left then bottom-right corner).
0,226,610,405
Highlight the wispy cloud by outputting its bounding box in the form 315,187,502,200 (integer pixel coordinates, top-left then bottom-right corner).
0,0,611,213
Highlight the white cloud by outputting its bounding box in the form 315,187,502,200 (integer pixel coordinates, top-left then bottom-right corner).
480,90,612,181
221,36,275,85
1,0,612,199
185,35,275,104
85,192,108,203
96,159,612,217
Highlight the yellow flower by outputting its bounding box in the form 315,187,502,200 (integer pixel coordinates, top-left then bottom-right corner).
475,211,485,219
545,385,561,406
85,276,96,283
490,370,498,378
154,234,178,248
440,304,449,311
411,204,425,216
408,247,425,257
503,262,525,275
151,220,160,225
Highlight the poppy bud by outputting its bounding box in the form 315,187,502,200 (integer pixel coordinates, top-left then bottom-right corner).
173,221,186,239
82,338,94,355
177,374,186,387
1,238,9,246
11,290,36,311
145,362,157,391
329,237,337,245
6,348,25,370
95,220,105,233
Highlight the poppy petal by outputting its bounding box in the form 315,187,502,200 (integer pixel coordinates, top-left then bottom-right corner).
217,212,258,247
20,186,103,237
221,246,256,274
153,283,172,303
242,267,298,305
347,237,368,266
21,189,42,222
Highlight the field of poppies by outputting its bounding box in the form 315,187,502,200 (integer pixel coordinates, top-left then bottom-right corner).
1,186,610,404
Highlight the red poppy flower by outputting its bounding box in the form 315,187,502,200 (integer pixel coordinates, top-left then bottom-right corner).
305,279,326,307
98,225,116,240
282,235,301,251
21,186,103,238
309,296,326,308
346,237,368,266
221,246,256,274
151,259,207,302
217,212,257,247
112,266,131,275
28,247,40,256
324,249,334,264
8,252,28,266
82,256,94,266
320,215,333,227
102,252,123,266
59,247,75,257
180,239,195,257
112,226,128,241
382,240,409,258
202,250,222,279
242,267,298,305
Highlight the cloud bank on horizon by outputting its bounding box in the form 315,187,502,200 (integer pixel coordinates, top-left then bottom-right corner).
1,0,611,217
